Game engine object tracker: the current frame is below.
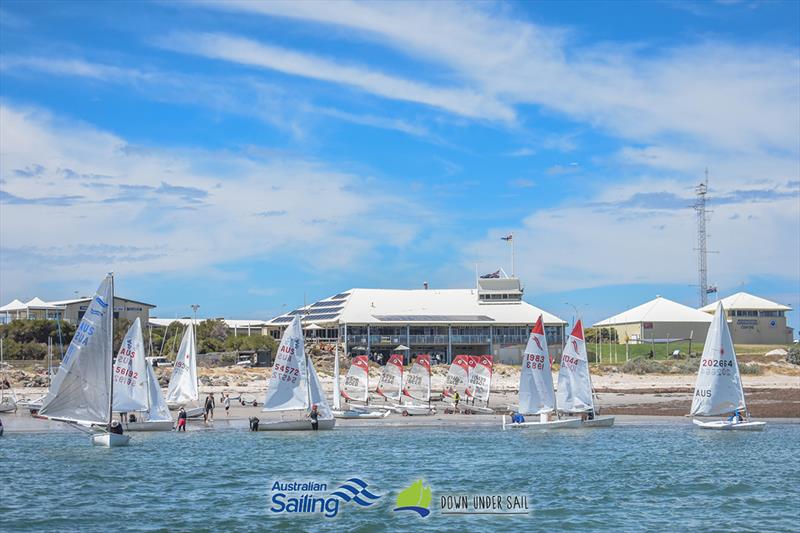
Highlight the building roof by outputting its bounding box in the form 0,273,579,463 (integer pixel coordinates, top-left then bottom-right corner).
49,296,156,308
268,287,566,326
0,299,26,312
594,296,712,326
699,292,792,312
149,318,269,328
24,297,65,310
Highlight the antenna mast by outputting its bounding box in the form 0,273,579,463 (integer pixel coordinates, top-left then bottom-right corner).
692,170,710,307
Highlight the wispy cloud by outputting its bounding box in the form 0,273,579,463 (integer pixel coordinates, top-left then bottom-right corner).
0,190,83,206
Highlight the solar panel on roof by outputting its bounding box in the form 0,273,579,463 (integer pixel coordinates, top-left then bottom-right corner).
330,292,350,300
310,301,344,309
372,315,494,322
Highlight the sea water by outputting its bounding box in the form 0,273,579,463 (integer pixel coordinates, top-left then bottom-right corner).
1,422,798,532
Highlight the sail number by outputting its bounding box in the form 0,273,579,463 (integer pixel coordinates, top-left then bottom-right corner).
272,363,299,383
406,375,422,386
446,374,463,386
525,353,546,370
701,360,734,367
561,354,580,370
345,376,361,387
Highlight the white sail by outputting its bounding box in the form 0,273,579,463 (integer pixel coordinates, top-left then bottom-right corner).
376,353,403,402
165,323,198,404
262,316,309,412
39,276,113,425
332,345,342,410
468,355,493,405
556,320,594,413
144,360,172,422
308,359,333,420
343,355,369,403
690,302,747,417
112,318,148,412
403,354,431,402
519,316,556,414
443,355,470,398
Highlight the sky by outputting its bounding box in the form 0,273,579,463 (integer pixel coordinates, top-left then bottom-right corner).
0,0,798,335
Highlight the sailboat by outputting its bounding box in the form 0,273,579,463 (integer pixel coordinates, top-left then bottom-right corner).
0,339,18,413
463,355,494,414
397,354,434,416
690,302,765,431
376,353,404,406
112,318,173,431
332,349,388,419
442,354,470,411
165,323,204,418
38,274,130,447
504,316,581,430
257,315,335,430
556,320,615,427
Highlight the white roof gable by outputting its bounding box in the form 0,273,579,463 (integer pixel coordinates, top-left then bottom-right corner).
272,288,565,325
24,297,65,310
594,296,712,326
699,292,792,312
0,299,26,312
149,318,268,328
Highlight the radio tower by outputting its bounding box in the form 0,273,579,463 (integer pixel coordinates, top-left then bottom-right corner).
693,170,710,307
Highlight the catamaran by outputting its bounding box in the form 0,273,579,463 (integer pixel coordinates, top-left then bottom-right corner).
38,274,131,447
0,339,18,413
397,354,434,416
165,323,204,418
332,348,388,419
112,318,173,431
557,320,615,427
504,316,581,430
463,355,494,414
690,302,765,431
257,315,335,431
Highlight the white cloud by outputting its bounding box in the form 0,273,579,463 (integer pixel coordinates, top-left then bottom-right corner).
0,103,426,300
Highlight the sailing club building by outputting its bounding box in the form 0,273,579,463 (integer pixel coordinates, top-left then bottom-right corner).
266,277,567,363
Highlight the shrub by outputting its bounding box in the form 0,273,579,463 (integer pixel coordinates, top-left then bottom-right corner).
739,363,763,375
787,348,800,366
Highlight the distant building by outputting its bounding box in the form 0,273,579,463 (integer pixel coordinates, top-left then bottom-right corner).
1,295,155,325
149,318,269,337
594,296,712,344
266,277,567,363
699,292,793,344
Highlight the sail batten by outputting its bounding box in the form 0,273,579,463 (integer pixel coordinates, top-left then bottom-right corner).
39,276,113,425
690,302,747,417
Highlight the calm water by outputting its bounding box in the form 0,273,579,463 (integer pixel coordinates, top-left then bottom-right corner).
1,422,799,532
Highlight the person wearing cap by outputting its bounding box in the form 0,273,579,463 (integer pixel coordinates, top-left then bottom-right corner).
307,404,319,430
109,419,124,435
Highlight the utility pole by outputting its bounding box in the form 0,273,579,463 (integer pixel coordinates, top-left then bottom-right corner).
692,170,711,307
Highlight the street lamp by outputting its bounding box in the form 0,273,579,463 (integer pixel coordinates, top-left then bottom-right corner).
190,304,200,326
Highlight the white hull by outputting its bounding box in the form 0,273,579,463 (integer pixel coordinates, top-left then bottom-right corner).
503,416,582,430
91,433,131,447
167,405,205,418
0,402,16,413
461,405,493,415
394,404,434,416
256,418,336,431
123,420,174,432
349,404,390,413
692,419,766,431
332,409,389,419
582,416,615,428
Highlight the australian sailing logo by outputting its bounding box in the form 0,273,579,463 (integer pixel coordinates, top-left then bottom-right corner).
269,478,381,518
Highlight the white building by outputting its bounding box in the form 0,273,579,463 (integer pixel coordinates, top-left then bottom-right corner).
149,318,269,337
699,292,793,344
1,295,155,325
267,278,566,363
594,296,712,344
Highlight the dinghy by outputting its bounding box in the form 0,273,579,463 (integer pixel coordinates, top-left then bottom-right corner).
397,354,434,416
376,353,404,406
690,302,765,431
557,320,615,428
462,355,494,414
504,316,581,430
442,354,470,412
0,339,17,413
112,319,173,431
332,348,388,419
38,274,130,447
165,324,204,418
257,316,335,431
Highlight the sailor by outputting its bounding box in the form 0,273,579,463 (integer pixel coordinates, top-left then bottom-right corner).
728,409,744,423
454,391,460,408
109,420,124,435
308,404,319,430
177,407,187,431
249,417,259,431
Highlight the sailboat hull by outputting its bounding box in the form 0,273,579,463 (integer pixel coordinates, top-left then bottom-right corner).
0,402,16,413
582,416,615,428
91,433,131,447
393,404,434,416
503,416,582,430
168,405,204,418
256,418,336,431
123,420,174,432
333,409,389,419
692,419,766,431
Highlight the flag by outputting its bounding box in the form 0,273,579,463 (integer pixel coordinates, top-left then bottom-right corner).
501,234,513,241
480,270,500,279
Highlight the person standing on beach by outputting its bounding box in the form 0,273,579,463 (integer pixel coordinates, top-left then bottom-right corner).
177,407,187,431
223,393,231,416
204,393,215,423
454,391,460,409
308,404,319,430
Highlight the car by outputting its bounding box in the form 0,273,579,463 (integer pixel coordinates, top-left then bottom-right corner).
145,356,173,368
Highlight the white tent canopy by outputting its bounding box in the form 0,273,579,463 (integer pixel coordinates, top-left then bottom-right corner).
0,299,26,312
594,296,712,326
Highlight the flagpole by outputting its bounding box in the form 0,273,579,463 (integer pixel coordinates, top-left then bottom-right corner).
511,233,515,277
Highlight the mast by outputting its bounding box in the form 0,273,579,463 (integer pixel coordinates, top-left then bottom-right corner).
107,273,115,427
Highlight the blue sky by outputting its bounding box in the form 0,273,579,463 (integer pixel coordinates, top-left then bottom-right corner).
1,0,798,335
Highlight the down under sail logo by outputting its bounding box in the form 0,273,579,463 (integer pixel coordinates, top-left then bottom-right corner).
394,479,432,517
269,478,381,518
